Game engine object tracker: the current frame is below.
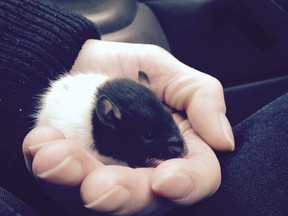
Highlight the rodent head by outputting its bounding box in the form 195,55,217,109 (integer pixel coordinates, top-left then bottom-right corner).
94,72,187,167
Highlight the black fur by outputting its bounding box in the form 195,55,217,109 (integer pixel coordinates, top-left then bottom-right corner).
92,77,187,167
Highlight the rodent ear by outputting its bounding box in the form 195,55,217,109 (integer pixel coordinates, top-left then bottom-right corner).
138,71,150,88
96,95,121,129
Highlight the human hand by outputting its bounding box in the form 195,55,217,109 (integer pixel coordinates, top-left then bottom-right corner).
23,39,234,215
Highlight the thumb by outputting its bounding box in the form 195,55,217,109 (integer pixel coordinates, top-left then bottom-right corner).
164,68,234,151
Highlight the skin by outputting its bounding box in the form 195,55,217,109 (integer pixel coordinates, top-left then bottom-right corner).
22,39,235,216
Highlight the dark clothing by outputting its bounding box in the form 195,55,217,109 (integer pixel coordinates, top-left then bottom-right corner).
168,92,288,216
0,0,99,215
0,186,40,216
0,0,287,215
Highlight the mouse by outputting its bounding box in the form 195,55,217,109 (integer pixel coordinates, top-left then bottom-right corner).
34,71,187,167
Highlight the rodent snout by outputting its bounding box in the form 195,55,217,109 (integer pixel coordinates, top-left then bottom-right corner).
162,141,188,159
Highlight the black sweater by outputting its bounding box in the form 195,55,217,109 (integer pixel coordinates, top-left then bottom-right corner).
0,0,100,214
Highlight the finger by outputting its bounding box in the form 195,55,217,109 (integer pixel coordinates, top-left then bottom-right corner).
23,126,105,215
22,126,65,172
30,138,104,215
32,140,103,185
164,68,235,151
81,166,172,216
81,166,152,215
151,128,221,205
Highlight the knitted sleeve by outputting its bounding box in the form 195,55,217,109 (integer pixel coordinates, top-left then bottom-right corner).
0,0,100,186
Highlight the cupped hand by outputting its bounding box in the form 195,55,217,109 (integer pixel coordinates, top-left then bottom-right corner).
23,39,234,215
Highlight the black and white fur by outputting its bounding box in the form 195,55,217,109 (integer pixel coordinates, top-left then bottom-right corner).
35,71,187,167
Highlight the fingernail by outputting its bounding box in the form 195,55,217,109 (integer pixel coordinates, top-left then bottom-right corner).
84,185,131,213
37,156,83,185
152,173,194,201
220,114,235,151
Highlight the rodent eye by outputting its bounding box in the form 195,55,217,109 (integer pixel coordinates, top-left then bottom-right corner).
142,129,157,141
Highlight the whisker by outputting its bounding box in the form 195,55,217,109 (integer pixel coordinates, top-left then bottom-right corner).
143,158,156,167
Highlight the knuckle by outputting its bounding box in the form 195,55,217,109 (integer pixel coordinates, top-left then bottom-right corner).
203,75,223,92
195,75,226,112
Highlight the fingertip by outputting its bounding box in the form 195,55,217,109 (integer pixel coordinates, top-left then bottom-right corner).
80,167,133,214
219,114,235,151
152,156,221,206
151,159,195,205
23,126,65,153
35,155,84,186
81,166,156,215
152,172,195,204
188,108,235,152
83,185,132,214
32,141,83,185
31,139,103,186
204,114,235,152
22,126,65,171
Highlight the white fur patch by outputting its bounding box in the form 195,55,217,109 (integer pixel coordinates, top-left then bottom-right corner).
35,72,128,166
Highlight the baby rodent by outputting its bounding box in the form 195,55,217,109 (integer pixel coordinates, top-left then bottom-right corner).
35,71,187,167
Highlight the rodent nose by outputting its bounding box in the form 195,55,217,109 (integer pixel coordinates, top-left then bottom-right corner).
163,141,188,159
180,144,188,157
